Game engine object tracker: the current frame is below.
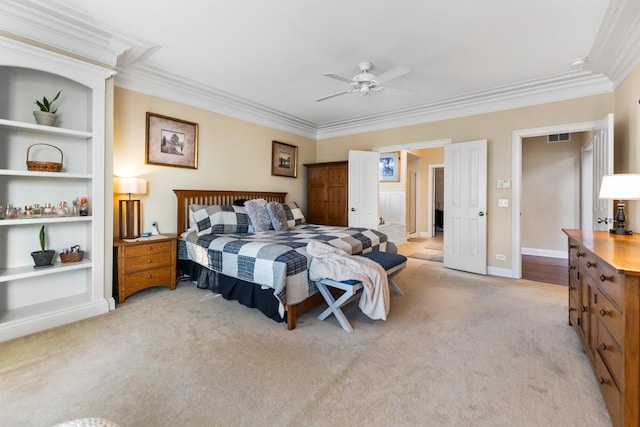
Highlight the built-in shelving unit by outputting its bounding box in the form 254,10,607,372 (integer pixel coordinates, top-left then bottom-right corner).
0,36,112,342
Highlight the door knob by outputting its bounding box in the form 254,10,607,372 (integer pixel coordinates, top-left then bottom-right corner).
350,207,355,211
478,212,485,216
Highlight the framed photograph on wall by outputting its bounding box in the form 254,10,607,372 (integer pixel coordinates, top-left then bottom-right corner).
146,112,198,169
379,151,400,182
271,141,298,178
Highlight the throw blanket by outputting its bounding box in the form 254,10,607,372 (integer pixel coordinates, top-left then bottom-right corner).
307,240,390,320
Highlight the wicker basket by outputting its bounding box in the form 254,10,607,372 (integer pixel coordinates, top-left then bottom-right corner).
60,251,84,263
26,143,63,172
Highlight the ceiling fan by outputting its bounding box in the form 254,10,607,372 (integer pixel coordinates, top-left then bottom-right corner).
315,61,411,102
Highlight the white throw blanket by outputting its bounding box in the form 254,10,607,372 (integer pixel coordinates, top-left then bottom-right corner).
307,240,390,320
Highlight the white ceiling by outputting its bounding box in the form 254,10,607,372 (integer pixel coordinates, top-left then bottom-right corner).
2,0,640,139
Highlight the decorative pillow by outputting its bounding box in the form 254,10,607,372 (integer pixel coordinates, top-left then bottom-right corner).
190,204,251,236
244,198,273,232
282,202,306,228
233,199,248,206
266,201,288,231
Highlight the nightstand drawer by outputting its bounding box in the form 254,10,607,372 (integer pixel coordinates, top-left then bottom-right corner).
124,252,173,273
123,267,173,291
122,241,173,258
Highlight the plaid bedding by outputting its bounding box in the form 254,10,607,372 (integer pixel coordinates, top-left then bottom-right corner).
179,224,388,316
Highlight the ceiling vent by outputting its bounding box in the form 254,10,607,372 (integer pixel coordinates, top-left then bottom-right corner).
547,133,571,143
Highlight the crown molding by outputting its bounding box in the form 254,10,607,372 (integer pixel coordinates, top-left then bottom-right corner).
315,71,614,140
0,0,157,67
586,0,640,87
1,0,635,141
115,63,319,139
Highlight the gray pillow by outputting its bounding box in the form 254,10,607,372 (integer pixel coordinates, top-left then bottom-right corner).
266,201,288,231
244,198,273,232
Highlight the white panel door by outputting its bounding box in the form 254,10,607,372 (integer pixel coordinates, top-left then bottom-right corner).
348,150,379,229
443,140,487,275
592,113,614,230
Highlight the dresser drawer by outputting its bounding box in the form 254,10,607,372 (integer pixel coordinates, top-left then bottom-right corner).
577,248,599,280
122,241,173,257
597,318,624,388
595,262,624,311
594,349,621,427
124,251,173,273
596,291,624,349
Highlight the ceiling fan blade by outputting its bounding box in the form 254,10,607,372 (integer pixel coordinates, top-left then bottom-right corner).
315,90,351,102
322,73,354,84
376,65,410,84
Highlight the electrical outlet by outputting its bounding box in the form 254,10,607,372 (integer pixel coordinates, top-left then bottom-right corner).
496,254,506,260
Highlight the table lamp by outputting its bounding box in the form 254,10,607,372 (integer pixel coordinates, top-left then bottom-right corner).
598,173,640,235
114,177,148,239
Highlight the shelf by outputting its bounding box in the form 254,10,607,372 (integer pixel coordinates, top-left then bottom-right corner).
0,216,92,226
0,118,92,139
0,258,92,283
0,169,91,179
0,292,93,324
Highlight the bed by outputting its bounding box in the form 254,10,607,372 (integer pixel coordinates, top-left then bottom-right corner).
174,189,388,330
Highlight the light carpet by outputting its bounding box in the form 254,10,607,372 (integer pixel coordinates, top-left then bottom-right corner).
0,259,611,427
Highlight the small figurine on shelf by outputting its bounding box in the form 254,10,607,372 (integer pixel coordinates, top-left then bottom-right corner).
79,197,89,216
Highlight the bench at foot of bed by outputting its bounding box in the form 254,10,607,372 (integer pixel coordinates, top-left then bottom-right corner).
315,251,407,332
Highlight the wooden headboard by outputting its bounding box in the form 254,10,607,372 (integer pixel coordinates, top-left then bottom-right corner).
173,189,287,234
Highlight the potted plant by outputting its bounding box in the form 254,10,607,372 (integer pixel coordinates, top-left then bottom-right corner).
31,225,55,267
33,90,61,126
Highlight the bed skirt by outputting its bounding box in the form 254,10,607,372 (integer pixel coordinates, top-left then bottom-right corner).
180,260,285,323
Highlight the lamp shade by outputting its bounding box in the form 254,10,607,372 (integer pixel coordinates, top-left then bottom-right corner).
114,177,148,195
598,174,640,200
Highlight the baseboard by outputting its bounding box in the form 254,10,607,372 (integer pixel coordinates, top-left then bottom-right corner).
488,266,515,278
521,247,567,259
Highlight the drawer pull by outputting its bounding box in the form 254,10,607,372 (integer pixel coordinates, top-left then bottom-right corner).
599,377,608,385
569,265,576,271
147,246,153,250
599,343,608,351
569,307,576,312
147,274,152,279
581,305,588,313
569,285,576,291
576,251,585,257
599,274,612,282
147,259,153,264
586,261,596,268
569,244,577,249
599,308,610,317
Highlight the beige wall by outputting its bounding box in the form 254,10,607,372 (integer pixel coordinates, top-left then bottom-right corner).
409,147,444,235
521,134,584,252
317,94,614,269
614,61,640,230
113,87,316,236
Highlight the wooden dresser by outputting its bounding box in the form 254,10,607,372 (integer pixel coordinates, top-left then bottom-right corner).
563,229,640,427
305,161,348,226
113,235,178,303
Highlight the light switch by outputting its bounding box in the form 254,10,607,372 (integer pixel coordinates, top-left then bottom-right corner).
497,179,511,189
498,199,509,207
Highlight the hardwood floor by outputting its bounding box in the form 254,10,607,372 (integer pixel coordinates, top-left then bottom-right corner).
521,255,568,286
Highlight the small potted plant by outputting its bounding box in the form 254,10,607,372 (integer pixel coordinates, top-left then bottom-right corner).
31,225,56,267
33,90,62,126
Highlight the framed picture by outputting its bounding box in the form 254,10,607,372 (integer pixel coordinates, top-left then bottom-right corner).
271,141,298,178
379,151,400,182
146,112,198,169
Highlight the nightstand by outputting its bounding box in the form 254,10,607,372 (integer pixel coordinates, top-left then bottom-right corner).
113,234,178,303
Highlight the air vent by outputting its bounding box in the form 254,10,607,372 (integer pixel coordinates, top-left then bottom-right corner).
547,133,571,143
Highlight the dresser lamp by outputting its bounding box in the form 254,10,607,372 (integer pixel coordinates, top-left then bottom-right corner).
598,173,640,235
114,177,148,239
